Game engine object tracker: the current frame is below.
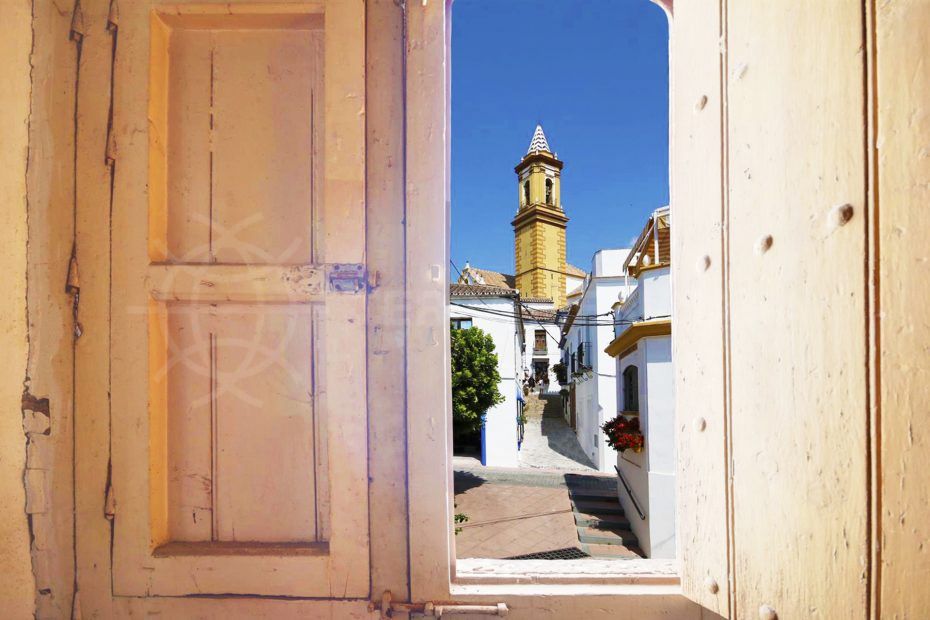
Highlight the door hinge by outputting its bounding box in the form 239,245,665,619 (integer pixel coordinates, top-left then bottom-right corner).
370,591,507,619
327,263,367,294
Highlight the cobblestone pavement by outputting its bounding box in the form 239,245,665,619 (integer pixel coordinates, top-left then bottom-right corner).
518,392,596,470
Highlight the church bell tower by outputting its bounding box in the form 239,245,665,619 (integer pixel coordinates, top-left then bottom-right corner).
512,124,569,307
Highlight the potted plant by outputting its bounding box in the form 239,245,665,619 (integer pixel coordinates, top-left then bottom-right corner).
552,362,568,384
602,414,645,453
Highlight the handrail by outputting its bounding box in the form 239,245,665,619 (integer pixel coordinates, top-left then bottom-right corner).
614,465,646,520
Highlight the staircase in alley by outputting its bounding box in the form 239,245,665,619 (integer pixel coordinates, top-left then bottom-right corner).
565,475,643,558
521,389,547,418
519,390,643,558
518,391,596,470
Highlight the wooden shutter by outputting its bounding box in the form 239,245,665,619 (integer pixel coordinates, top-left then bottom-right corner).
874,2,930,616
671,1,730,615
110,0,368,597
675,2,870,617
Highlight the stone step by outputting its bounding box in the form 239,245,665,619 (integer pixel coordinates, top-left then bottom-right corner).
577,525,639,546
581,542,644,559
572,499,624,516
568,487,619,501
573,511,630,529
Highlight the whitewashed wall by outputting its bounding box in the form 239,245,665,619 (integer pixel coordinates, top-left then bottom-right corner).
451,297,521,467
521,302,563,393
613,265,675,558
617,336,676,559
641,266,671,320
563,249,631,472
616,348,649,549
565,274,584,297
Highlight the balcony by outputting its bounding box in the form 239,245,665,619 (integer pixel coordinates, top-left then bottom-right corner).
611,266,671,353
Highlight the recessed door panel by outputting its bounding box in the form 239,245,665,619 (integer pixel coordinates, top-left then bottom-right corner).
164,303,317,544
213,304,316,543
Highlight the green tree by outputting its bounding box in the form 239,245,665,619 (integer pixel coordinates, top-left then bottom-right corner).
450,326,504,441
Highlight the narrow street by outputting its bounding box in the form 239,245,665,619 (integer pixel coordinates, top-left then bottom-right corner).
518,391,596,471
453,392,640,560
452,464,641,560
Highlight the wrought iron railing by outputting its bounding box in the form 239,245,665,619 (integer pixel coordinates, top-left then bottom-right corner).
614,465,646,520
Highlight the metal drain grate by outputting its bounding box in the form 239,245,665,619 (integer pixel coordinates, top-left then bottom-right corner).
506,547,590,560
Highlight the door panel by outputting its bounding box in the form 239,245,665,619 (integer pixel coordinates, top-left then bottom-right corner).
110,0,367,598
676,1,871,617
213,304,316,543
162,303,318,544
725,2,868,618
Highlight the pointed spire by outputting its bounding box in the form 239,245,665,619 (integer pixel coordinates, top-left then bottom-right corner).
526,124,551,154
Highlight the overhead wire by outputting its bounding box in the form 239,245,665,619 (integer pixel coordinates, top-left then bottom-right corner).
448,261,668,359
451,301,670,327
449,260,617,322
449,260,562,350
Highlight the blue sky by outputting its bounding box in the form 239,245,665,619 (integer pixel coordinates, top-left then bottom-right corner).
451,0,669,274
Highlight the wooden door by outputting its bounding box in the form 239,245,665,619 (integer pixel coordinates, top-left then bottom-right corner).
104,0,368,598
674,2,875,618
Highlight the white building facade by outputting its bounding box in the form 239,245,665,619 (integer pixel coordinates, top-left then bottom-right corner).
456,264,570,393
605,206,675,558
449,285,524,467
559,248,631,472
450,280,572,467
520,301,563,394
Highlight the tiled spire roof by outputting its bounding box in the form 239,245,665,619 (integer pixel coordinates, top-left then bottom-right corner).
526,124,551,154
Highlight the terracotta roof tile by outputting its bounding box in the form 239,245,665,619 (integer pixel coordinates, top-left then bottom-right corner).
521,306,560,323
463,267,516,289
565,264,587,278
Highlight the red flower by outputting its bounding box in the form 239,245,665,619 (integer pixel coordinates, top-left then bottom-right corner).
602,415,645,452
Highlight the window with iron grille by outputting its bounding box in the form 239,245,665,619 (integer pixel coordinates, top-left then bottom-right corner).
577,341,592,370
623,365,640,412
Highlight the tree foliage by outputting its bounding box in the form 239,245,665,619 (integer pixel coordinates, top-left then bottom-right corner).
450,326,504,439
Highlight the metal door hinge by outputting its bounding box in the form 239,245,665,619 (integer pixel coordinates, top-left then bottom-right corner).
327,263,367,293
370,590,508,619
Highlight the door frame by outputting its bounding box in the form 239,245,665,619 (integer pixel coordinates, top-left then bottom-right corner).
402,1,695,614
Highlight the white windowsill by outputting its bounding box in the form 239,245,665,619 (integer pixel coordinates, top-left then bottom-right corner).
455,558,679,586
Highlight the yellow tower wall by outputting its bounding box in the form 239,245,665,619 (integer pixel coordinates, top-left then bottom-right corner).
514,219,567,307
512,142,568,307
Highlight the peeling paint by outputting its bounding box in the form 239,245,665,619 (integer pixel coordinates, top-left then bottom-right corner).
22,389,53,615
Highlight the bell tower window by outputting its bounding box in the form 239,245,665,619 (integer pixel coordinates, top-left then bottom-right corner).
523,180,530,205
545,178,553,205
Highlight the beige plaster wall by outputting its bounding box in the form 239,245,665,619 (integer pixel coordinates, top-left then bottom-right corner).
0,0,38,616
